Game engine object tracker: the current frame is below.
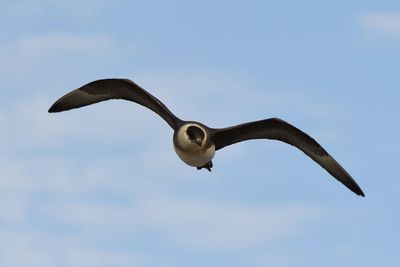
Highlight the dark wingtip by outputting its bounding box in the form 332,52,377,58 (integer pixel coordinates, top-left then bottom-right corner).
48,99,72,113
352,184,365,197
48,103,59,113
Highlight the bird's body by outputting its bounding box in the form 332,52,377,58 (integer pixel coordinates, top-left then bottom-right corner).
173,123,215,169
49,78,365,196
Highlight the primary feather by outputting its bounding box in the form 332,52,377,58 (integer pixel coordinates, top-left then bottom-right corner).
212,118,364,196
48,79,182,129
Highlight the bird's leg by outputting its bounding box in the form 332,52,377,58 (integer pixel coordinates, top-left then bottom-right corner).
196,161,213,172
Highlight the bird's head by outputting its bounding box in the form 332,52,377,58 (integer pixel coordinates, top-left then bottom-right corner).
186,125,205,147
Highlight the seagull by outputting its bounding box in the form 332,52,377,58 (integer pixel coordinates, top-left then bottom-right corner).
49,78,365,197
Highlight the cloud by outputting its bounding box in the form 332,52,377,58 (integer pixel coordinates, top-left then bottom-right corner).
0,92,324,264
137,198,320,249
0,32,116,79
134,70,342,125
359,12,400,39
1,66,343,155
0,96,158,150
0,193,321,266
0,62,344,267
47,196,320,249
1,0,104,20
0,229,142,267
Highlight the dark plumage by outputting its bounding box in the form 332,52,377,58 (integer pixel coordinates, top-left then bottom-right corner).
49,78,365,197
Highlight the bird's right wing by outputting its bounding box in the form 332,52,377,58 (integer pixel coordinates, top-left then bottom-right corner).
212,118,364,196
48,79,182,130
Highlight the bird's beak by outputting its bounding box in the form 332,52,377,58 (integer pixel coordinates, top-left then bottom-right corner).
195,138,202,146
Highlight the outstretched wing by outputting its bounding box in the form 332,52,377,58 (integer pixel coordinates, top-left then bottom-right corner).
48,79,182,130
212,118,364,196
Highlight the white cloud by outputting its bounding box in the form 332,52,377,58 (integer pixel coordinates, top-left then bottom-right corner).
0,101,323,263
0,65,346,266
2,0,104,20
1,67,343,154
0,149,323,266
0,96,167,151
135,70,341,125
0,32,116,79
135,197,320,249
359,12,400,39
33,195,321,250
0,202,321,267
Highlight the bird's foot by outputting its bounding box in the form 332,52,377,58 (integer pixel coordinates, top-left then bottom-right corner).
196,161,213,172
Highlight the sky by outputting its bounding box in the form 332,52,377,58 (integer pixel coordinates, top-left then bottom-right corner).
0,0,399,266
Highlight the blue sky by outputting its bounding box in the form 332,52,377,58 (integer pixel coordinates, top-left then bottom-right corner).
0,1,399,266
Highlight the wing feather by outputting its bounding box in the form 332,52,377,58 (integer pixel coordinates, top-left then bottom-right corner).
212,118,364,196
48,79,182,129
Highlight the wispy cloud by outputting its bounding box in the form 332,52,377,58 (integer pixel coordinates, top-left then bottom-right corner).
48,197,320,249
0,86,326,266
1,0,104,20
135,70,342,129
0,31,346,266
0,196,321,267
359,12,400,39
0,33,116,78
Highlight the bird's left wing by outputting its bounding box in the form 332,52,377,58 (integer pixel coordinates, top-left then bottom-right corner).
48,79,182,130
211,118,364,196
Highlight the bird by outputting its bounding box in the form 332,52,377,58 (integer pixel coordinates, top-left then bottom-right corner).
48,78,365,197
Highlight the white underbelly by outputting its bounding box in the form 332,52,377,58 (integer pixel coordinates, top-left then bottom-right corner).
174,144,215,167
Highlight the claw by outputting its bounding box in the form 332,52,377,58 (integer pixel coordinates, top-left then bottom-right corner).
197,161,213,172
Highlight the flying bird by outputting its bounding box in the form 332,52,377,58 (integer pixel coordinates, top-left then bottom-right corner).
49,79,365,197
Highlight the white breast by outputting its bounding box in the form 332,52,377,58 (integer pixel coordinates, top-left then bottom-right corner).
173,123,215,167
